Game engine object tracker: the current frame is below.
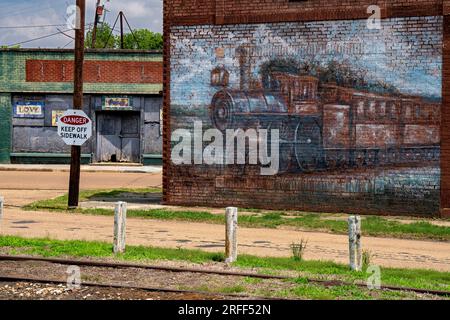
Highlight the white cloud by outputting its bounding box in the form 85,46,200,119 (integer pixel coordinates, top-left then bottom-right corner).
0,0,162,48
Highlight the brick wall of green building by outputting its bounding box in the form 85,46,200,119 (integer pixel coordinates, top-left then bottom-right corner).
0,49,162,95
0,49,163,164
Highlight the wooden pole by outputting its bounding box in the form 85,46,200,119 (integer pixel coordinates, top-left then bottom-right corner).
113,201,127,254
348,215,362,271
91,0,101,48
68,0,85,209
225,207,238,263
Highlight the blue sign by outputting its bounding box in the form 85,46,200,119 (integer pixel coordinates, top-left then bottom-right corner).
13,101,45,118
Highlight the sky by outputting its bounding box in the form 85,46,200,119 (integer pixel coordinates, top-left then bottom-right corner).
0,0,162,48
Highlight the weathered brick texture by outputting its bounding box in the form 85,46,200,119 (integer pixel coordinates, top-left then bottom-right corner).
167,0,443,25
0,93,12,163
441,10,450,217
164,0,448,216
0,49,163,95
26,60,162,84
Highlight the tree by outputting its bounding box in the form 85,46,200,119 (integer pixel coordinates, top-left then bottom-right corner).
85,23,163,50
85,24,116,49
119,29,163,50
1,45,21,49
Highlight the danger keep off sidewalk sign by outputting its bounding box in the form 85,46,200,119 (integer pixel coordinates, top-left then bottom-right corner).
57,110,93,146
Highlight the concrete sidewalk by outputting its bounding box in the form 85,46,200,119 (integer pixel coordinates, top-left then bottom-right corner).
0,164,162,174
1,207,449,272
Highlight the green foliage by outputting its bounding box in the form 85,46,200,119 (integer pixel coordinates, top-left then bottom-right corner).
362,249,373,270
0,45,21,49
0,235,449,294
85,24,162,50
120,29,163,50
24,191,450,241
290,239,308,261
85,24,116,49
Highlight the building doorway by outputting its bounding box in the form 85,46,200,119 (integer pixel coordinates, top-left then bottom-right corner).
96,111,141,163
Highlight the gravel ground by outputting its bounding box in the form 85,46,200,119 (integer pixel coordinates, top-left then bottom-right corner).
0,259,447,300
0,260,289,299
0,282,229,300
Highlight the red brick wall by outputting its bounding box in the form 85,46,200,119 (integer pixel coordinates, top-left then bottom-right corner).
441,5,450,217
26,60,162,84
163,0,447,217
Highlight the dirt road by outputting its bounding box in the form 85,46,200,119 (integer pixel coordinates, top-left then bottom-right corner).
0,170,449,272
0,170,161,207
1,208,449,271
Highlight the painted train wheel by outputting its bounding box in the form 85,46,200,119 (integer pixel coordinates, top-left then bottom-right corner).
263,122,293,174
210,91,234,131
294,119,323,173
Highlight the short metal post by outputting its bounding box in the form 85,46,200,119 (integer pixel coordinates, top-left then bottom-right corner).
225,207,238,263
348,215,362,271
113,201,127,254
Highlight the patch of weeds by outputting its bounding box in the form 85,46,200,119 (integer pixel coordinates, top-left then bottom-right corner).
362,249,373,270
219,285,246,294
290,239,308,261
243,277,263,285
211,253,225,262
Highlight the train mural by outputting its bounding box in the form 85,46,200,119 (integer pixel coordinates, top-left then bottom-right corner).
209,49,440,173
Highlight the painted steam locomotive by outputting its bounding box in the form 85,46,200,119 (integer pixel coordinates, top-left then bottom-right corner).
209,66,440,173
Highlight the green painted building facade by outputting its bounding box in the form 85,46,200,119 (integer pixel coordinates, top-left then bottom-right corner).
0,48,163,164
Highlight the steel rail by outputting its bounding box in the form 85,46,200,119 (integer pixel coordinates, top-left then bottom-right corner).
0,255,287,280
0,255,449,297
0,274,276,300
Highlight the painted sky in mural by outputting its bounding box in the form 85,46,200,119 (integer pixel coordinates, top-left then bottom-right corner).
170,16,442,108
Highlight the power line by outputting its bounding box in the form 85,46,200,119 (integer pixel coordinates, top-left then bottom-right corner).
0,24,67,29
61,39,74,49
122,12,141,49
0,5,53,20
101,11,142,49
6,29,72,47
5,24,93,47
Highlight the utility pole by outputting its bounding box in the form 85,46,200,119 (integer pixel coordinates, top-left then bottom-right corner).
119,11,124,49
91,0,101,48
68,0,86,209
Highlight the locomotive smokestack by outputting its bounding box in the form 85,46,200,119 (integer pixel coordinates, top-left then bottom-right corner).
237,45,251,91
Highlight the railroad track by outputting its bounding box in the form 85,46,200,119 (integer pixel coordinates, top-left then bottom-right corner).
0,255,449,298
0,274,265,300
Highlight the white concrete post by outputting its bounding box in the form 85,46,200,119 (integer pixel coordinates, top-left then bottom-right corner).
113,201,127,254
348,215,362,271
225,207,238,263
0,196,3,221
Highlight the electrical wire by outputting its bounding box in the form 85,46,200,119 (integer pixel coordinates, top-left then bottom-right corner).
102,13,120,48
0,5,53,20
0,24,67,29
61,39,74,49
122,13,142,49
5,24,93,47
